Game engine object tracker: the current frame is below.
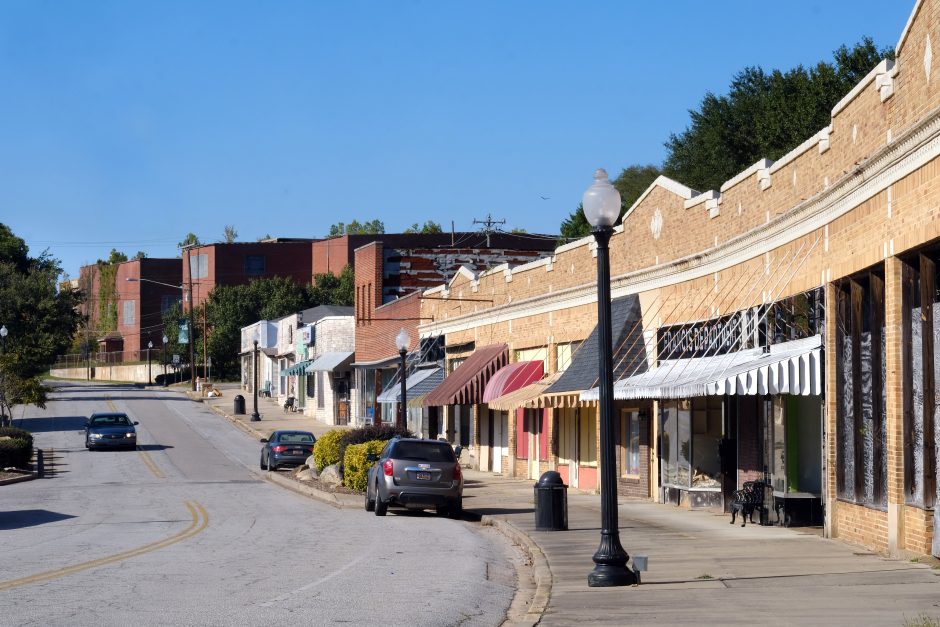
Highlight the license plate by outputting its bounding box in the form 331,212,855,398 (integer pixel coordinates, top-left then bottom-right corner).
292,449,304,455
416,471,431,481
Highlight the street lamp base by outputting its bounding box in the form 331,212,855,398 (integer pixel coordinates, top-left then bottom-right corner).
587,563,637,587
250,413,261,422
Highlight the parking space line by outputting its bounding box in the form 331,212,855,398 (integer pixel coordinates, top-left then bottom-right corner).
0,500,209,591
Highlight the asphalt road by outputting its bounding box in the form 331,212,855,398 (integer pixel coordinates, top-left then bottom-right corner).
0,382,516,626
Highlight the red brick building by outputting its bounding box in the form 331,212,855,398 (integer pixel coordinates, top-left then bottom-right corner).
78,257,182,359
351,233,557,429
182,240,315,308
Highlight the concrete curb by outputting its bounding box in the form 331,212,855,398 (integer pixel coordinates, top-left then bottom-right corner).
482,515,552,627
264,471,360,509
0,471,37,486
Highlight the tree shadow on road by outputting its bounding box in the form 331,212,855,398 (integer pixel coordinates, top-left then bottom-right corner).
14,415,88,432
0,509,76,530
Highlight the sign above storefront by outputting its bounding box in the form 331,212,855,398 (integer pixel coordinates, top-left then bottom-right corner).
657,309,761,360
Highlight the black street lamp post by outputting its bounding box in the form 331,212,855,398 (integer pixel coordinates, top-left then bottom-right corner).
583,168,637,587
395,328,410,430
147,340,153,385
162,334,168,387
250,339,261,421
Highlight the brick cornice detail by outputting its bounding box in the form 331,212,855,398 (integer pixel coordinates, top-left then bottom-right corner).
421,103,940,338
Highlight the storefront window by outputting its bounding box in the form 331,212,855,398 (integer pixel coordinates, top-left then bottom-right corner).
691,397,722,489
621,409,641,476
836,271,887,508
661,399,722,489
578,410,597,466
660,403,678,486
902,253,939,508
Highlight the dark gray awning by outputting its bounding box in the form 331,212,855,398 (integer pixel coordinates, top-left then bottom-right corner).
377,367,444,403
543,295,646,400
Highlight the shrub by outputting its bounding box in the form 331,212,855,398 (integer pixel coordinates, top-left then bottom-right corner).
0,427,33,448
0,438,32,469
312,429,345,473
343,439,386,492
339,424,412,461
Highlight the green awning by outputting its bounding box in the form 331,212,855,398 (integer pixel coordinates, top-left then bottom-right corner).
281,360,312,377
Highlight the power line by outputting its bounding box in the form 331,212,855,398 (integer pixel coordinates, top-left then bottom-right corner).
472,213,506,248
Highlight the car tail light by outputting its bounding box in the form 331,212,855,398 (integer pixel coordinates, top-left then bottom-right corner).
383,459,394,476
272,445,288,453
453,463,462,481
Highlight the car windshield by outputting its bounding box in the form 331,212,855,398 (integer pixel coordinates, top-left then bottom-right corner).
90,415,131,427
280,433,314,443
392,441,455,463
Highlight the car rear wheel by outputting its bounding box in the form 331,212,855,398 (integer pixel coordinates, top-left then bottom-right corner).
374,483,387,516
259,454,266,470
267,454,276,472
365,488,375,512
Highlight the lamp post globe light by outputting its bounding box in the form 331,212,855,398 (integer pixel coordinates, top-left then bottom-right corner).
395,328,410,430
0,324,7,352
583,168,637,587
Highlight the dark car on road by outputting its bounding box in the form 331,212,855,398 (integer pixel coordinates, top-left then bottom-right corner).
365,438,463,518
84,412,139,450
260,430,316,471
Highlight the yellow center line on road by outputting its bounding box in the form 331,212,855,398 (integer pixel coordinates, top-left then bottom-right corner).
0,501,209,592
138,450,166,479
104,395,166,479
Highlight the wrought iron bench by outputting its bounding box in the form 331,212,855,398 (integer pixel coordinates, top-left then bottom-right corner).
729,481,768,527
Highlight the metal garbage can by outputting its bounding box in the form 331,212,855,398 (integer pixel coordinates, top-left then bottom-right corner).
534,470,568,531
233,394,246,415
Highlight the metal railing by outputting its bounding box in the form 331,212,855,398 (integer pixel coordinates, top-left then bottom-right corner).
54,349,175,369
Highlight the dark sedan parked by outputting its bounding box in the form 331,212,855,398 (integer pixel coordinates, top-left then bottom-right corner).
260,430,316,471
84,412,139,450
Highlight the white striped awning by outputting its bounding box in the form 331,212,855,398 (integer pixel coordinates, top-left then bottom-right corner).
580,335,822,401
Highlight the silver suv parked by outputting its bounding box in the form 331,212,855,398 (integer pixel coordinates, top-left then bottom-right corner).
365,438,463,518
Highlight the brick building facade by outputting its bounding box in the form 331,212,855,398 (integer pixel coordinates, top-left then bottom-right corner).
418,0,940,559
78,257,182,360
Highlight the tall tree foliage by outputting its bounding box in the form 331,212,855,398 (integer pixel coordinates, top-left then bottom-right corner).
328,220,385,237
190,268,355,379
662,38,893,192
560,165,661,240
0,224,83,425
404,221,443,234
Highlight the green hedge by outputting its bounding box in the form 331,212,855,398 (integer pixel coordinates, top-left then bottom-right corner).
343,440,386,492
312,429,345,473
339,423,412,462
0,427,33,469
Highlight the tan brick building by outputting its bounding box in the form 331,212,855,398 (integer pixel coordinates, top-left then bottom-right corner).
418,0,940,559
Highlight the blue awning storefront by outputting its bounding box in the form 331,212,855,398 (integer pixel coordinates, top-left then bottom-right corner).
376,367,445,404
305,351,355,373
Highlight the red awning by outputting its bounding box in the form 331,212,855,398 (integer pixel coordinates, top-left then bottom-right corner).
423,344,508,406
482,361,545,403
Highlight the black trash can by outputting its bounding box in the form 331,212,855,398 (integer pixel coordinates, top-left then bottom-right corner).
233,394,246,415
534,470,568,531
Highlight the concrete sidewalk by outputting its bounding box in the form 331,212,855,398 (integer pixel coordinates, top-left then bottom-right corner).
194,384,940,626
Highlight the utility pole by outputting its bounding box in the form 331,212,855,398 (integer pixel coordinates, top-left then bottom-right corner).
185,246,197,392
202,302,208,383
473,213,506,248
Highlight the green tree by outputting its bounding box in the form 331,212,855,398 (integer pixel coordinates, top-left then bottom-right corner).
559,165,661,240
132,251,147,260
328,220,385,237
663,38,893,192
223,225,238,243
404,221,443,234
178,232,202,248
309,265,354,307
0,224,83,425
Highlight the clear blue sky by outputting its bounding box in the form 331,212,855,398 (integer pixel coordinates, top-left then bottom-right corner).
0,0,914,278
